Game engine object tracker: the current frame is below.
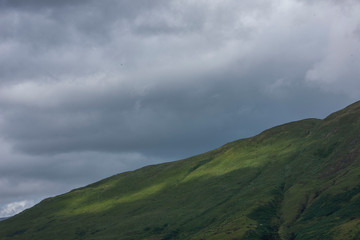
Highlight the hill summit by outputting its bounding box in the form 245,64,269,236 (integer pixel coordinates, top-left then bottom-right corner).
1,101,360,239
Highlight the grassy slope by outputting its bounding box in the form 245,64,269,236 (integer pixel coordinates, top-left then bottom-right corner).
1,101,360,240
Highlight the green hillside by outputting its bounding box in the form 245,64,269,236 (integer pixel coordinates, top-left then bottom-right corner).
1,101,360,240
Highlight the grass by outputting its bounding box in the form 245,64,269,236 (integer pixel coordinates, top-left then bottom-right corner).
1,101,360,239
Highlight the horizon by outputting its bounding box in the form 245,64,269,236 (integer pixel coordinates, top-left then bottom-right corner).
1,100,357,218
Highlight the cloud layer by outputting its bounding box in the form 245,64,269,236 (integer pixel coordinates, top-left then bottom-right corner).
0,0,359,216
0,200,35,218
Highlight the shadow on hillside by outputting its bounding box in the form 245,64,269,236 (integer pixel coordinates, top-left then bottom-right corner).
1,162,288,240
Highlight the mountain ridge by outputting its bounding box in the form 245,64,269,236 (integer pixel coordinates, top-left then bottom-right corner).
1,101,360,239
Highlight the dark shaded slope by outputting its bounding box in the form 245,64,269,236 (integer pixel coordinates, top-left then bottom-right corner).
1,101,360,240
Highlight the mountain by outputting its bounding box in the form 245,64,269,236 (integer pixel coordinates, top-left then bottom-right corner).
0,218,7,222
1,101,360,240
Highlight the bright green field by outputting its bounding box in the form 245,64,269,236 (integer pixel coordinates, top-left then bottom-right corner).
1,101,360,240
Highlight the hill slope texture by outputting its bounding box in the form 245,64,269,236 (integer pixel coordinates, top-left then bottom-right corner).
1,101,360,240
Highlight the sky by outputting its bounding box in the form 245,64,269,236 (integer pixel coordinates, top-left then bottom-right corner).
1,0,360,217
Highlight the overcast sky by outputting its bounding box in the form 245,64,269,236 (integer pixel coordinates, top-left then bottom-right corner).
1,0,360,217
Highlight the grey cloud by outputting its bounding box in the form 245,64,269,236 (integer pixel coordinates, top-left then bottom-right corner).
0,0,359,216
0,69,350,158
0,0,87,9
0,0,272,79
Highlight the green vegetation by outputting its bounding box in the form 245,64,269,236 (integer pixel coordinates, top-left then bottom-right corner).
1,101,360,239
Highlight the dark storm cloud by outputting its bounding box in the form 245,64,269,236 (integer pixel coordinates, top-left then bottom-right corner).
1,0,360,216
0,0,173,83
0,0,357,153
0,0,86,9
0,65,349,157
0,0,166,13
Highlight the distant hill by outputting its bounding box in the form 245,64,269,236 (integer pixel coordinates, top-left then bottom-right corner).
1,101,360,239
0,218,8,222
